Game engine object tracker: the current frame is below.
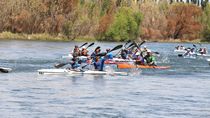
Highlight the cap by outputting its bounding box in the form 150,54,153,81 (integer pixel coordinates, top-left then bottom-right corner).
82,46,86,49
147,49,151,53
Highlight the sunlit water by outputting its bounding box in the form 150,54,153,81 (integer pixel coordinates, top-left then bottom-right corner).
0,40,210,117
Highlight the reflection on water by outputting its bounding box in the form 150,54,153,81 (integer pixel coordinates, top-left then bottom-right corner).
0,40,210,117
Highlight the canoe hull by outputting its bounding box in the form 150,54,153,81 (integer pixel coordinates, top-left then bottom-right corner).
117,64,170,69
38,69,127,76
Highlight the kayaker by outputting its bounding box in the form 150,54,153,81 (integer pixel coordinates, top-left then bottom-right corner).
93,56,105,71
131,49,138,59
72,45,80,57
135,52,145,65
142,46,148,57
105,49,113,60
199,47,208,55
70,56,82,70
91,46,101,61
183,48,194,56
120,49,128,59
80,46,89,56
144,50,156,66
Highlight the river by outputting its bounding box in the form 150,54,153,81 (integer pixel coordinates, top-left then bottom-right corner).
0,40,210,117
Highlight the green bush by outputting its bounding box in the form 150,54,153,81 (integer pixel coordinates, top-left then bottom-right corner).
105,7,143,41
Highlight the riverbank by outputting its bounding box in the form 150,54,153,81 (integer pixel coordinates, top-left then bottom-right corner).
0,32,208,43
0,32,96,42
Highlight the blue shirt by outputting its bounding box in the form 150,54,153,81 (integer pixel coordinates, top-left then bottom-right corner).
94,58,105,71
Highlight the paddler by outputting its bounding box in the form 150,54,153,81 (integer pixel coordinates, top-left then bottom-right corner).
144,50,156,66
93,56,105,71
120,49,128,59
91,46,101,61
80,46,89,56
199,47,208,55
134,52,145,65
69,55,82,70
72,45,80,57
142,46,148,57
105,49,113,60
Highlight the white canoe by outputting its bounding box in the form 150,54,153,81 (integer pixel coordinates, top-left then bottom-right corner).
112,58,134,62
183,56,196,59
195,53,210,58
207,58,210,62
174,49,186,55
62,54,88,59
38,69,128,76
0,67,12,73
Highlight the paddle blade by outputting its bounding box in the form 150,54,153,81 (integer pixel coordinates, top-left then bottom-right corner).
178,54,183,57
110,45,123,52
82,64,89,69
96,52,107,57
0,68,9,73
138,40,146,47
124,40,131,47
79,42,88,48
86,42,94,49
153,52,159,54
54,63,68,68
126,42,135,49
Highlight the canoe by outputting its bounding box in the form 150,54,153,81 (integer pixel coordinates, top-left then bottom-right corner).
0,67,12,73
104,58,134,64
37,69,128,76
62,54,88,60
174,49,186,55
195,53,210,58
117,63,170,69
207,58,210,62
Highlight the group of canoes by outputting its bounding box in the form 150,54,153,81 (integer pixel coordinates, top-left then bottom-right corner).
42,41,170,75
174,45,210,60
2,42,210,74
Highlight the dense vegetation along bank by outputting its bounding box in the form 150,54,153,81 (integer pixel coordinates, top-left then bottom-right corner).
0,0,210,42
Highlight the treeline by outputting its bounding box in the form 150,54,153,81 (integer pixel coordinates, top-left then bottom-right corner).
0,0,210,42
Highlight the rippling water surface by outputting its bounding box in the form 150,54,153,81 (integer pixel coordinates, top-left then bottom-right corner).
0,40,210,118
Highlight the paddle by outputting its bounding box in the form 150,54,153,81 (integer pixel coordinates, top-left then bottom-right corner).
110,45,123,52
126,42,135,49
97,44,123,57
153,52,160,54
124,40,132,48
54,62,70,68
0,68,9,73
86,42,94,49
134,40,146,51
114,41,133,57
79,42,88,48
138,40,146,47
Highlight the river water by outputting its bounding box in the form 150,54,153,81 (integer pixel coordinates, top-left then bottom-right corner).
0,40,210,118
